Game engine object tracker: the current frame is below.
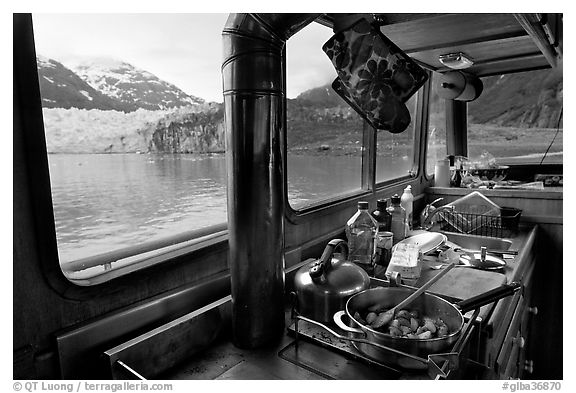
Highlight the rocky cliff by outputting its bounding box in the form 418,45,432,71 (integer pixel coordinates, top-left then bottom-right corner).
144,105,225,153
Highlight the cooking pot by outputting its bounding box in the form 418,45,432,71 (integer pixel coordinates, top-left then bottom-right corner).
293,239,370,324
332,282,521,369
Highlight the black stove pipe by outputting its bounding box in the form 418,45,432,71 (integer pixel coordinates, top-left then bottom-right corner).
222,14,320,348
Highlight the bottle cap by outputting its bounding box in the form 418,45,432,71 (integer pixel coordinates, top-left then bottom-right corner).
404,185,412,192
376,199,387,210
391,194,401,204
358,201,369,210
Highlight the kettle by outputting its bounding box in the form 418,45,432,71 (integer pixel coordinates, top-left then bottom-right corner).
293,239,371,323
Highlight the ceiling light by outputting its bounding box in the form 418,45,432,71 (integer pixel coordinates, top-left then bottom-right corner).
438,52,474,70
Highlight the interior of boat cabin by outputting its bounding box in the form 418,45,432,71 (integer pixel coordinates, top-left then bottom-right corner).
13,12,563,380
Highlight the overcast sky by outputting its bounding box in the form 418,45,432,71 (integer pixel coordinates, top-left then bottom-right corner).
32,14,337,103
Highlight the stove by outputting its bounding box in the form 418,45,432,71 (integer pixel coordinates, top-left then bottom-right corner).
280,277,481,380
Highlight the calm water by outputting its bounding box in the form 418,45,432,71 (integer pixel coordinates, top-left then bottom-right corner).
49,153,409,263
48,154,230,262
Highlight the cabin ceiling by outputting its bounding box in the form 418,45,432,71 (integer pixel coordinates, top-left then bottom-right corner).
318,13,563,77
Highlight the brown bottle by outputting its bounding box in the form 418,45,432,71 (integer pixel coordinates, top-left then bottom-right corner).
371,199,391,232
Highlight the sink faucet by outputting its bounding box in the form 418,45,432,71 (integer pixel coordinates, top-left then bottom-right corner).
419,198,456,230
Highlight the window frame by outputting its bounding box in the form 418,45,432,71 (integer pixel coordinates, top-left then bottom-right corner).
423,70,448,180
25,15,230,288
373,90,425,189
284,76,430,223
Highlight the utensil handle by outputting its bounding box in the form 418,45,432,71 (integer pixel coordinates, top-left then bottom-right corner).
393,262,456,311
333,311,365,335
459,248,519,256
488,249,518,256
456,281,522,313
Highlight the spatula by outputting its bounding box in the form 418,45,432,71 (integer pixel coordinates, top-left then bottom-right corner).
371,262,456,328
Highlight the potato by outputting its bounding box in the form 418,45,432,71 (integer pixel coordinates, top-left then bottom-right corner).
435,317,446,326
397,317,411,328
366,312,378,324
400,325,412,335
371,311,394,329
437,324,449,337
424,318,437,334
357,305,451,339
389,326,403,337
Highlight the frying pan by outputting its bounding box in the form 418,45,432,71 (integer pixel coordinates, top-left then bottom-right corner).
332,282,521,369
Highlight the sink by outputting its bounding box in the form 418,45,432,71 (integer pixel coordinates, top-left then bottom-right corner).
436,231,512,251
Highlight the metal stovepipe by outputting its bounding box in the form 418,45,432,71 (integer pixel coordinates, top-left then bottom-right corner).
222,13,320,348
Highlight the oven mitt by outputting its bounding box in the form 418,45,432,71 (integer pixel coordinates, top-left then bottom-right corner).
323,18,428,133
331,77,411,133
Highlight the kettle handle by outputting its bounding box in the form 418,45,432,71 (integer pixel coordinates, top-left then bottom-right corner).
319,239,349,271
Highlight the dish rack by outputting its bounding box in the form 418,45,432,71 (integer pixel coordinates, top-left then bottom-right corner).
438,210,520,238
438,191,521,238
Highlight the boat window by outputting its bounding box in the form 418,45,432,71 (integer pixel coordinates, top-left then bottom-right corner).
32,14,229,284
426,72,448,175
375,94,418,183
467,68,563,165
286,22,366,210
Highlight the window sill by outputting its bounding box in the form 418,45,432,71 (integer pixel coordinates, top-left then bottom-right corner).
62,227,228,286
426,186,563,200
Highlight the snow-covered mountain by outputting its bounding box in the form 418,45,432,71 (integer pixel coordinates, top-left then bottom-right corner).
36,55,137,112
36,55,205,112
70,57,204,110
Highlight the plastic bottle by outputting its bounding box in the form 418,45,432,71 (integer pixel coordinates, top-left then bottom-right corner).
400,185,414,232
387,194,406,245
345,201,378,273
434,158,450,187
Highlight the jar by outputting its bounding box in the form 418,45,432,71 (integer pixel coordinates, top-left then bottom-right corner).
434,159,450,187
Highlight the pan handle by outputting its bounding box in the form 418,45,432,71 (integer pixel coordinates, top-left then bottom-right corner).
456,281,522,314
333,311,366,336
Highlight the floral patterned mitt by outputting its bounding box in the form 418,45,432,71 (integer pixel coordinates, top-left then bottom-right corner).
323,18,428,133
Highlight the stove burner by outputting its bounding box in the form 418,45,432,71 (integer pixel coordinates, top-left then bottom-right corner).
281,319,401,379
284,313,478,379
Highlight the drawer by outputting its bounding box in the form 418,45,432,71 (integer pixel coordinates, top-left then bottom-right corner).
501,331,525,379
496,293,525,375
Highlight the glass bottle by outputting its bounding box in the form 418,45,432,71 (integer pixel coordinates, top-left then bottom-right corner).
371,199,391,232
345,201,378,274
387,194,406,245
371,199,393,268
